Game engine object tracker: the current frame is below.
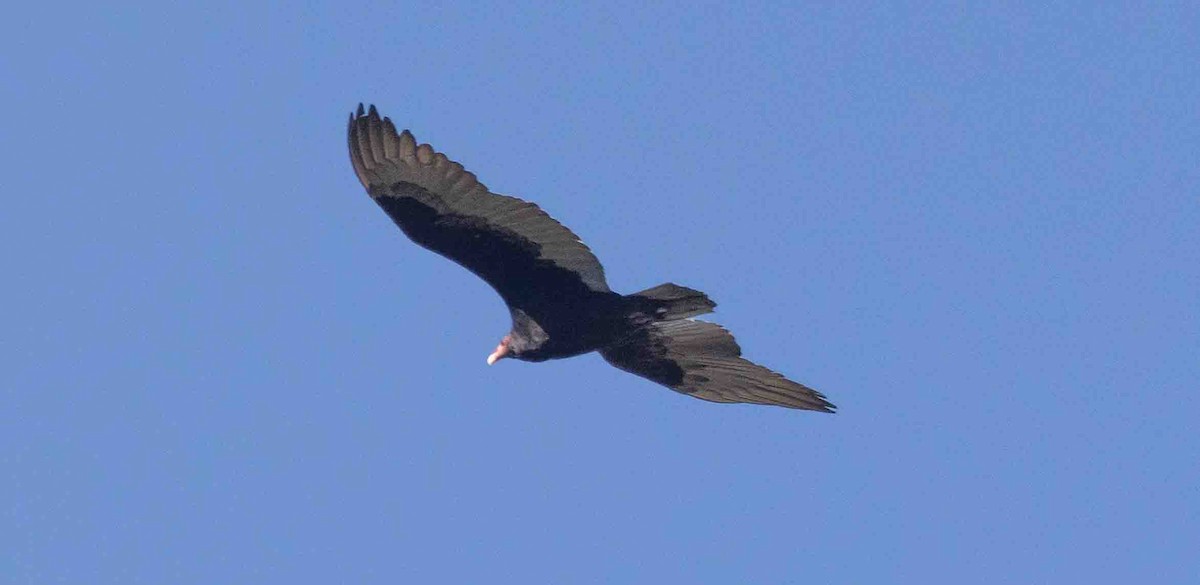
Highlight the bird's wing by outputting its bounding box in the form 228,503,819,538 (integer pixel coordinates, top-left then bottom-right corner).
600,320,835,412
348,105,610,309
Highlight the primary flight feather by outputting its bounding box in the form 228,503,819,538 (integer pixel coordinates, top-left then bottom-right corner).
348,104,834,412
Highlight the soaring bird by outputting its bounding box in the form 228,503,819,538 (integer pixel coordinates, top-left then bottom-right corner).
348,104,834,412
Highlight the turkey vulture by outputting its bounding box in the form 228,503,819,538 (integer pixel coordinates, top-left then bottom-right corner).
348,104,835,412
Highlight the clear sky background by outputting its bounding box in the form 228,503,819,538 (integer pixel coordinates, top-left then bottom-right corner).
3,3,1197,583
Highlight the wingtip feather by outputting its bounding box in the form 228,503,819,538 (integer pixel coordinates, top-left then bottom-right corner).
399,129,416,157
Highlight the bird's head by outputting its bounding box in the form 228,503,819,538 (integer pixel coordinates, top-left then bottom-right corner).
488,313,546,365
486,334,513,365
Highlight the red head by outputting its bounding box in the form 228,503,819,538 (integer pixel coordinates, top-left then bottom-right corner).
486,334,512,365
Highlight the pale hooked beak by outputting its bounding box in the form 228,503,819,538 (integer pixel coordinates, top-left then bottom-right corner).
486,342,510,366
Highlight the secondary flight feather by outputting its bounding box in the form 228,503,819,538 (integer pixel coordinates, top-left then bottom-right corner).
348,104,834,412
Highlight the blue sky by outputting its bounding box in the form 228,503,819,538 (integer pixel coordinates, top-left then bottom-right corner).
3,2,1197,583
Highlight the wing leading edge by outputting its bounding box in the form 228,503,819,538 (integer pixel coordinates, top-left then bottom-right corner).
601,320,835,412
348,104,610,308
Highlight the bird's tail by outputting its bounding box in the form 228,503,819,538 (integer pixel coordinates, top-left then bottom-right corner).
628,283,716,321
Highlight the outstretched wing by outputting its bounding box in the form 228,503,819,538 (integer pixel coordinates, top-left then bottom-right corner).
600,320,835,412
348,104,610,309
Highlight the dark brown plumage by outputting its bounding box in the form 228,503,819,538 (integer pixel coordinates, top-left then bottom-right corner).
348,104,834,412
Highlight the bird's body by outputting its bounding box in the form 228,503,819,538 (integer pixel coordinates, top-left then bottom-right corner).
348,104,835,412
